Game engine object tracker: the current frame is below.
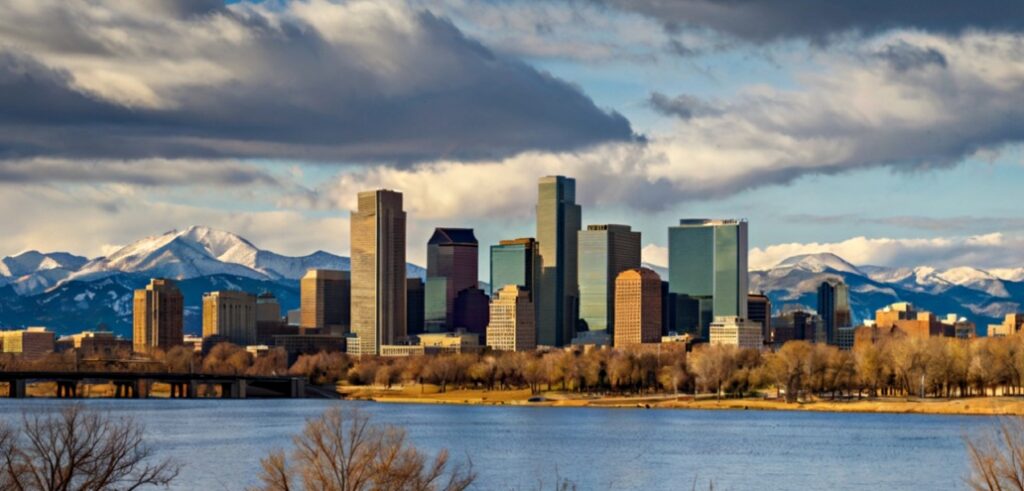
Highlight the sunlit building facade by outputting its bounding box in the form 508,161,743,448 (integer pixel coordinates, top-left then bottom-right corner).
350,189,407,355
133,278,184,354
536,176,581,347
668,219,748,339
578,224,641,338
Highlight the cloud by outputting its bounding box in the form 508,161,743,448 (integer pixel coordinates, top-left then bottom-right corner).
648,92,720,119
784,214,1024,233
0,0,632,164
0,181,348,259
0,158,278,186
412,0,706,62
748,233,1024,270
589,0,1024,43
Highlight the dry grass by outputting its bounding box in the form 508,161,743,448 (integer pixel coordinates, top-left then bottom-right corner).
337,384,1024,415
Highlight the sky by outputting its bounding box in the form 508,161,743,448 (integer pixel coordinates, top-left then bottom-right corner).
2,0,1024,275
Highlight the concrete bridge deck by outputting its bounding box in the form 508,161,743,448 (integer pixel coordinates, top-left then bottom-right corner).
0,371,307,399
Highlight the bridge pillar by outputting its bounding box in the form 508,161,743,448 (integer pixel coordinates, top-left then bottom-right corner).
9,380,25,398
187,380,198,399
222,381,246,399
135,379,151,399
291,378,306,398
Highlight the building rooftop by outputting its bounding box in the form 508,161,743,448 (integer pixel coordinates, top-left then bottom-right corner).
428,228,478,246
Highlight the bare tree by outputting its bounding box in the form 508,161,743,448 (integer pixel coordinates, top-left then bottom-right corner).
256,407,474,491
0,404,179,490
966,417,1024,490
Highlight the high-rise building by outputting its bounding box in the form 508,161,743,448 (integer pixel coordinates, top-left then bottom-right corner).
425,228,478,330
133,278,184,354
256,292,281,324
486,285,536,352
351,189,407,355
613,268,662,347
489,238,539,298
454,287,489,336
202,290,257,346
536,176,582,347
747,293,771,345
578,224,641,337
817,280,851,345
406,278,425,335
300,269,351,335
668,219,748,339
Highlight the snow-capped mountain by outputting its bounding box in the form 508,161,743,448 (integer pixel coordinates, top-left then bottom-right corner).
0,226,426,335
750,252,1024,334
67,226,352,284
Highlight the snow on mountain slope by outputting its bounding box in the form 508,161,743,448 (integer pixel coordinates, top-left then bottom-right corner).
773,253,862,275
0,251,88,277
936,267,1009,298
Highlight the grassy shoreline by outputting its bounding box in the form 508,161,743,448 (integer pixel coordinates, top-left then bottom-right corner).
338,384,1024,416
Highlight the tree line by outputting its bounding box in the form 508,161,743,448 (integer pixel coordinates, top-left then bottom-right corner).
8,332,1024,402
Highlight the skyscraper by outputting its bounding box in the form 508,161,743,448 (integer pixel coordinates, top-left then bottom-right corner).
486,285,536,352
425,228,479,330
747,293,772,344
300,269,350,335
202,290,257,346
489,238,539,298
578,224,641,337
350,189,407,355
406,278,425,336
818,280,851,345
613,268,662,347
132,278,184,354
536,176,581,347
668,219,748,339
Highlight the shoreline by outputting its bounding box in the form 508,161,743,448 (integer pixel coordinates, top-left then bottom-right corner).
339,385,1024,417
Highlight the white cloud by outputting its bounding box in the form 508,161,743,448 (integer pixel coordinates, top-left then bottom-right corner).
749,233,1024,270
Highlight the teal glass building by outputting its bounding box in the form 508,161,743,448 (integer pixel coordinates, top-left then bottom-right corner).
536,176,581,347
578,224,641,336
489,238,538,298
668,219,748,339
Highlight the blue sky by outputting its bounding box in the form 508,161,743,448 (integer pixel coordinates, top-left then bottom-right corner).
1,0,1023,275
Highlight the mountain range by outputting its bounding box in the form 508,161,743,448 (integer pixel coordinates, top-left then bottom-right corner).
0,227,1018,338
0,226,425,337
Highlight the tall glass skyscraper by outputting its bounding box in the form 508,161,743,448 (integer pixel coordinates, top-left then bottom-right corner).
490,238,538,297
668,219,748,339
350,189,406,355
578,224,641,336
817,280,851,345
536,176,581,347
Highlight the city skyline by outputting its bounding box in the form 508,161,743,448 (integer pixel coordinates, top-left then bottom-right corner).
2,1,1023,274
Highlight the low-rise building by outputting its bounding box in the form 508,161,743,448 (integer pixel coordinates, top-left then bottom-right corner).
709,317,762,350
71,331,131,357
2,327,55,359
274,334,346,364
988,313,1024,337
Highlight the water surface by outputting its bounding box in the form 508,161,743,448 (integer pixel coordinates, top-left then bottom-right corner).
0,400,995,490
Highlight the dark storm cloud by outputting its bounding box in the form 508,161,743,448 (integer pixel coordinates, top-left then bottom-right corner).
875,42,948,72
648,92,719,120
0,1,633,165
589,0,1024,43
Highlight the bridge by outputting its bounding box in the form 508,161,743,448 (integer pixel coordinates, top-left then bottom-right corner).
0,371,308,399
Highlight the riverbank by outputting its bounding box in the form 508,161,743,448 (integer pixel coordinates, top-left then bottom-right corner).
338,384,1024,416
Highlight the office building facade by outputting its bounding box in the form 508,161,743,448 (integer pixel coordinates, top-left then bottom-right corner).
490,238,539,298
300,269,351,335
578,224,641,337
536,176,582,347
425,228,479,330
202,290,257,346
817,280,851,345
486,285,536,352
668,219,748,339
613,268,662,347
350,189,407,355
133,278,184,354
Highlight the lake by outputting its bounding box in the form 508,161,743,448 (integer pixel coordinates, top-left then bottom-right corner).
0,400,998,490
